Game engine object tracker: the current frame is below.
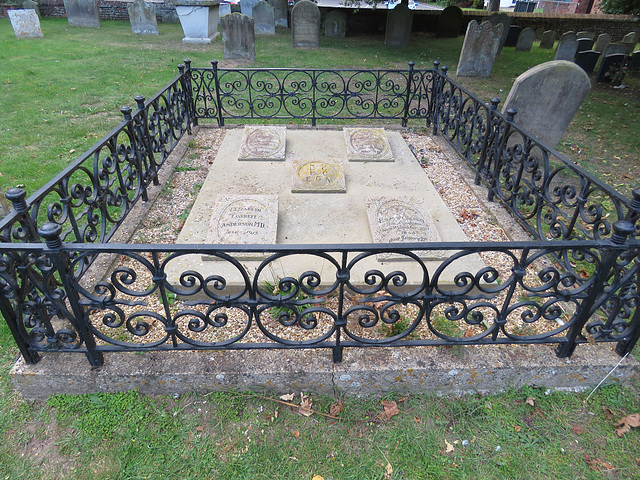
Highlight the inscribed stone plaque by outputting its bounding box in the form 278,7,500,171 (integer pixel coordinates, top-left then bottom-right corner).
203,195,278,260
324,10,346,38
239,126,286,160
221,13,255,61
344,128,393,162
384,1,413,47
291,159,346,193
574,50,600,75
8,9,43,38
128,0,159,35
596,53,626,83
456,20,502,78
539,30,556,49
63,0,100,27
515,28,535,52
364,196,444,261
291,0,320,48
253,0,275,35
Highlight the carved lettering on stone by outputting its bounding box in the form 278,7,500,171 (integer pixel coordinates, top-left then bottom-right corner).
344,128,393,162
239,126,286,160
291,159,346,193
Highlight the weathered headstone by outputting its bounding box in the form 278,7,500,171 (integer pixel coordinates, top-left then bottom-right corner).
291,0,320,48
22,0,40,16
630,50,640,71
621,39,637,55
63,0,100,27
574,50,600,75
576,37,595,53
219,3,231,16
596,53,627,83
221,13,255,61
456,20,503,78
487,12,511,54
502,60,591,148
623,31,639,44
539,30,556,49
576,31,593,39
8,9,43,38
344,128,393,162
364,196,444,261
603,43,627,57
324,10,346,38
127,0,159,35
239,126,286,160
384,0,413,47
267,0,287,27
291,159,346,193
559,31,577,42
504,25,522,47
554,39,578,61
436,5,462,38
515,28,535,52
534,27,544,40
203,194,278,260
253,0,275,35
593,33,611,53
240,0,260,17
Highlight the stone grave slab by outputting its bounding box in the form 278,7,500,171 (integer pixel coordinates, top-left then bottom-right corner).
574,50,600,75
555,39,578,61
222,13,255,60
239,126,286,160
8,9,43,38
436,5,462,38
203,194,278,260
384,1,413,47
596,53,627,83
291,158,346,193
593,33,611,53
504,25,522,47
343,128,393,162
324,10,346,37
253,0,275,35
486,12,511,54
365,196,445,261
559,31,576,42
456,20,502,77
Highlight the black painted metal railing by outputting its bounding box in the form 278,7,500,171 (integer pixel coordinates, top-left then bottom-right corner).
0,61,638,367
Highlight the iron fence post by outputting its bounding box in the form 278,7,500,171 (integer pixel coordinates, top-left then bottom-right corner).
5,188,39,242
38,223,104,367
402,61,415,128
211,60,224,127
556,220,636,358
182,58,197,128
427,61,440,133
475,97,500,186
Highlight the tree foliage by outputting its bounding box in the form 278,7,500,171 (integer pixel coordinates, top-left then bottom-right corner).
598,0,640,15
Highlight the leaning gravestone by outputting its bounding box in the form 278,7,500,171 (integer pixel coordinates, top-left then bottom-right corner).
384,0,413,47
596,53,626,83
593,33,611,53
241,0,260,17
515,28,535,52
127,0,159,35
603,43,627,57
502,60,591,148
63,0,100,27
574,50,600,75
504,25,522,47
539,30,556,49
576,37,595,53
8,9,43,38
324,10,346,37
292,0,320,48
622,38,637,55
221,13,255,61
623,31,639,44
436,5,463,38
555,39,578,61
559,31,577,42
487,12,511,54
456,20,503,78
267,0,287,27
253,0,275,35
629,50,640,71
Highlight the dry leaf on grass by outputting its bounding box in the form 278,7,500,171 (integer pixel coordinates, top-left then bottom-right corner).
615,413,640,437
384,462,393,480
312,476,324,480
445,439,454,453
329,402,343,416
280,393,295,402
195,425,205,432
513,425,521,433
571,425,584,435
299,393,313,417
293,429,300,438
381,400,400,420
603,407,615,420
526,397,535,407
584,454,615,471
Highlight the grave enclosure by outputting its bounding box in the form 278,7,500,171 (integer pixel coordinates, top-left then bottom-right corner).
1,61,639,397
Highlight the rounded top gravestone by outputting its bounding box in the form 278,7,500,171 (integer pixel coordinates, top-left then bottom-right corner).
436,6,462,38
291,0,320,48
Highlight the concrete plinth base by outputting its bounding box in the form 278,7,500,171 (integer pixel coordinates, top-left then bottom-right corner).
10,344,638,400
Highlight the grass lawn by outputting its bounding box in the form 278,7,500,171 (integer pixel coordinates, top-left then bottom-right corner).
0,17,639,479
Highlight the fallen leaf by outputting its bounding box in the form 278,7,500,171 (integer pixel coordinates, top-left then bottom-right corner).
526,397,535,407
195,425,205,432
463,327,474,337
293,429,300,438
445,439,454,453
384,462,393,480
603,407,615,420
584,454,615,471
571,425,584,435
329,402,343,416
397,396,409,403
414,416,421,424
69,149,76,154
381,400,401,419
312,476,324,480
280,393,295,402
514,425,521,433
299,393,313,417
615,413,640,437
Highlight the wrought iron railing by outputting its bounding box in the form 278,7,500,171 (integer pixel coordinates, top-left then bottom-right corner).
0,61,638,367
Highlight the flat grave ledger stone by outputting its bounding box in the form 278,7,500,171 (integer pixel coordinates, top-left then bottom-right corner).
502,60,590,149
343,128,393,162
504,25,522,47
594,33,611,53
436,5,463,38
539,30,556,49
239,126,286,160
63,0,100,27
253,0,275,35
515,28,535,52
576,37,595,53
128,0,159,35
324,10,346,37
574,50,601,75
267,0,287,27
384,1,413,47
559,31,576,42
291,158,346,193
555,39,578,61
8,9,43,38
240,0,260,17
291,0,320,48
364,196,445,261
203,194,278,261
221,13,255,61
456,20,503,78
596,53,627,83
487,12,511,54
